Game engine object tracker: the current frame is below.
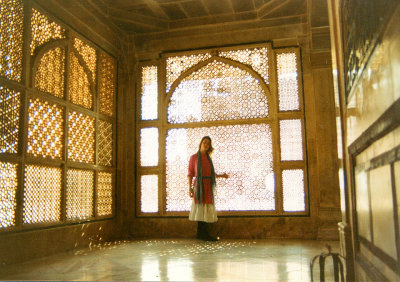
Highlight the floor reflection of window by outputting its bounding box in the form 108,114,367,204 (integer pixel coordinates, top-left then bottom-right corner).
141,257,160,281
167,258,193,281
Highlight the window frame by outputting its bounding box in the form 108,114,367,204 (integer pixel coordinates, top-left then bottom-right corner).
136,43,308,217
0,1,117,233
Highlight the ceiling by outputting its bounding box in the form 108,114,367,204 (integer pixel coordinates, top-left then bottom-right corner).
87,0,311,35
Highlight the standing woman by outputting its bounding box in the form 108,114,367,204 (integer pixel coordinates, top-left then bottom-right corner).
188,136,229,241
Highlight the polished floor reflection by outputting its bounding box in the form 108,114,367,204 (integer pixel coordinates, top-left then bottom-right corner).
1,239,341,281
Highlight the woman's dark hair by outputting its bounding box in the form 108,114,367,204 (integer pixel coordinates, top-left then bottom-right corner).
198,136,214,155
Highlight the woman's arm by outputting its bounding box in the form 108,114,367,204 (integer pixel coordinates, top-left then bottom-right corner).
188,176,194,197
216,173,229,178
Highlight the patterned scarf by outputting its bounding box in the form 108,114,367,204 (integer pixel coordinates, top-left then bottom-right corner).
195,151,216,203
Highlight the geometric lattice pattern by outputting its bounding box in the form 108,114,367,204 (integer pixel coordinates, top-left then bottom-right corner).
166,53,212,92
0,86,20,153
0,162,18,228
280,119,303,161
66,169,94,220
30,9,66,55
68,52,93,109
34,47,65,98
0,5,117,228
166,123,274,212
141,66,158,120
97,172,113,216
141,175,158,213
277,52,299,111
27,98,64,159
168,60,268,124
68,111,95,163
0,0,23,82
140,127,158,167
282,169,305,212
98,52,116,117
73,38,97,83
99,120,112,166
219,47,269,83
23,165,62,224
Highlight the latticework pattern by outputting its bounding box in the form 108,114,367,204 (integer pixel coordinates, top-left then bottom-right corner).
73,38,97,83
166,123,274,212
0,86,20,153
277,52,299,111
27,98,64,159
23,165,62,224
98,52,116,117
0,162,18,228
166,53,212,92
97,172,113,216
140,127,158,167
99,120,112,166
68,111,95,163
141,175,158,213
168,60,268,124
34,47,65,98
66,169,94,220
141,66,158,120
30,9,66,55
280,119,303,161
219,47,269,83
0,0,23,82
68,52,93,109
282,169,305,211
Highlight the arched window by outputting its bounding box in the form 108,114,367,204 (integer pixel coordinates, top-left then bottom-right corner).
0,3,116,230
137,43,307,216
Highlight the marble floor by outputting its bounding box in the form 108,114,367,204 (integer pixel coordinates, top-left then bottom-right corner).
1,239,342,281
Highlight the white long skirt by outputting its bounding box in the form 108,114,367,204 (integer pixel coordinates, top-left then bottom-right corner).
189,200,218,223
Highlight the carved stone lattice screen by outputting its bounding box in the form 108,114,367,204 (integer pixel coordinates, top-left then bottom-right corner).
0,86,20,153
140,127,159,166
166,124,274,212
23,165,62,224
166,53,212,93
141,175,158,213
279,119,303,161
99,120,113,166
0,0,23,82
68,52,93,109
0,2,116,231
66,169,94,220
0,162,18,228
137,44,306,216
30,8,65,55
168,60,268,124
98,53,116,117
34,47,65,98
27,98,64,159
97,172,113,216
141,66,158,120
277,52,299,111
219,47,269,83
68,111,95,163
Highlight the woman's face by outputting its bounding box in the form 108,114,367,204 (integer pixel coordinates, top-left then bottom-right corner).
200,138,211,152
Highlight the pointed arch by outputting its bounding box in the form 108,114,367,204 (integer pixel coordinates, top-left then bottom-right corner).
32,39,68,98
166,55,272,103
166,56,274,124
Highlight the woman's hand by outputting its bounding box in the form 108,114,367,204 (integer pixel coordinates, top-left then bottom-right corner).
189,188,194,198
217,173,229,179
